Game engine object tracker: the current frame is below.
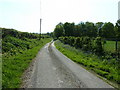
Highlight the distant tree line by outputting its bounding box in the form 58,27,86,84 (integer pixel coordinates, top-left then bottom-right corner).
54,20,120,40
53,20,120,57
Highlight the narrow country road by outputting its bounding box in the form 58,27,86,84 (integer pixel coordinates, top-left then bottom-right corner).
23,41,114,88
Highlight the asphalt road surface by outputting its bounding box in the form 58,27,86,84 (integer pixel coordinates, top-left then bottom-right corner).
24,41,114,88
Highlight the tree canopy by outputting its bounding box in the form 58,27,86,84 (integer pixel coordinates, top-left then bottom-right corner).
53,21,118,40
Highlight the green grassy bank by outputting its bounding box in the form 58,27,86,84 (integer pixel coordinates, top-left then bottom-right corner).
2,28,52,88
55,40,120,89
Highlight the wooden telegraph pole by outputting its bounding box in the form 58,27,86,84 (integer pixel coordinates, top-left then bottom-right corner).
40,18,42,40
39,0,42,40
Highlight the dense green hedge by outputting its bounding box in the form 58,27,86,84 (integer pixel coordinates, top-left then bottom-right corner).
59,36,104,55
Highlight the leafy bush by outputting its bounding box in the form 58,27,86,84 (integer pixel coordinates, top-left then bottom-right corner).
94,37,103,54
74,37,81,48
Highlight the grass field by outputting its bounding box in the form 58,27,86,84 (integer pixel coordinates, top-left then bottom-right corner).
2,38,52,88
104,41,120,53
55,40,120,89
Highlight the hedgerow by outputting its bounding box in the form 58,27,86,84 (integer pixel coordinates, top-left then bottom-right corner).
59,36,104,55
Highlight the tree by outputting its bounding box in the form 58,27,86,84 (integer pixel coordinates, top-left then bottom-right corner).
77,22,87,36
115,19,120,39
63,22,75,36
96,22,104,36
85,22,97,37
54,23,64,38
49,32,54,38
101,22,115,39
115,19,120,56
73,25,81,37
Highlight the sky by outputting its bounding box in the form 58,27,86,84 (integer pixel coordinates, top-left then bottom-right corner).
0,0,119,33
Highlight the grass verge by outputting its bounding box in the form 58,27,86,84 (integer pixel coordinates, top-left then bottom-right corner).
55,40,120,89
2,38,52,88
104,41,120,53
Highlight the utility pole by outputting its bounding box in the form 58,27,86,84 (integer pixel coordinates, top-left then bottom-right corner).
39,18,42,40
39,0,42,40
